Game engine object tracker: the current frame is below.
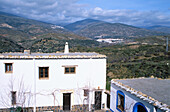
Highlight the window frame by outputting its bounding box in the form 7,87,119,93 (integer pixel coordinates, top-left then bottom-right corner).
133,102,148,112
39,67,49,79
64,67,76,74
84,89,89,97
5,63,13,73
116,90,125,112
11,91,16,105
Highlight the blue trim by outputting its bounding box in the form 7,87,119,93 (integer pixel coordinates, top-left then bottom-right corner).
116,90,125,112
110,108,114,112
133,102,148,112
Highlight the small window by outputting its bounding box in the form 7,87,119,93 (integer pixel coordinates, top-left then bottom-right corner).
84,89,89,96
5,63,13,73
116,90,125,112
65,67,76,74
39,67,49,79
11,91,16,105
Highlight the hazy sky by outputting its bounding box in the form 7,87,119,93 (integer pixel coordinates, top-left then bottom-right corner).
0,0,170,26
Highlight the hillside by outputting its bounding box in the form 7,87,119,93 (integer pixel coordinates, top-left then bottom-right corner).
0,11,89,50
0,36,24,52
65,19,167,39
64,19,104,32
69,41,170,90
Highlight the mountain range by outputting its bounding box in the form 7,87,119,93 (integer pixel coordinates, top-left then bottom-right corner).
0,11,169,52
64,19,167,39
145,25,170,34
0,11,90,52
0,11,88,41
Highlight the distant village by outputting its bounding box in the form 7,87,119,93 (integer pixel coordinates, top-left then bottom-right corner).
94,35,124,44
96,38,124,44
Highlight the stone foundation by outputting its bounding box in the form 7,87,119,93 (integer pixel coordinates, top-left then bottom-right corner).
72,104,89,112
0,105,89,112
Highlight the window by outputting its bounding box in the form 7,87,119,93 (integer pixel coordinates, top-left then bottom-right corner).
116,90,125,112
133,102,148,112
11,91,16,105
65,67,76,74
39,67,49,79
84,89,89,96
5,63,13,73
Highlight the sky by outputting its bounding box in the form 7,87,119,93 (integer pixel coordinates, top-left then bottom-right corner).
0,0,170,26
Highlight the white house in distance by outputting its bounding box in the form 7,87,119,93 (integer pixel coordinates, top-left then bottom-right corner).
0,42,107,111
110,78,170,112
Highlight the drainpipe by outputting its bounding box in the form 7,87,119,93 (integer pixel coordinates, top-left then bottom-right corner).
33,58,36,112
88,89,91,111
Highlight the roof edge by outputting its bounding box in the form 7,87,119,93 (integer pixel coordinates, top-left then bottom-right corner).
111,79,170,111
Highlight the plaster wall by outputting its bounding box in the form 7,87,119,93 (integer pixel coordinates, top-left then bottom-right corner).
0,58,106,110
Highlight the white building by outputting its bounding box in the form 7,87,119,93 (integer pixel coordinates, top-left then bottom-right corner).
0,43,107,111
110,78,170,112
96,39,123,44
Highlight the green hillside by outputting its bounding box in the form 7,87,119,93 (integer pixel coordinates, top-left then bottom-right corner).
0,36,24,52
69,39,170,90
0,11,89,49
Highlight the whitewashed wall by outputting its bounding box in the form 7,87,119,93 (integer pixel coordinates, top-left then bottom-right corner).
0,58,106,109
0,59,34,108
110,83,163,112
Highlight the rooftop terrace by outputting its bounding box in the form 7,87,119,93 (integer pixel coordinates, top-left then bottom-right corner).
112,78,170,111
0,52,106,59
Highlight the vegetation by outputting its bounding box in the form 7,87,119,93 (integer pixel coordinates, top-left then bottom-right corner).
0,11,89,49
70,44,169,79
30,39,101,53
70,43,170,90
0,36,24,53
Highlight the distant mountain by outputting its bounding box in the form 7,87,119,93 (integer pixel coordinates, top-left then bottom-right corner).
0,11,91,52
146,25,170,34
0,11,89,42
64,19,104,32
65,19,167,39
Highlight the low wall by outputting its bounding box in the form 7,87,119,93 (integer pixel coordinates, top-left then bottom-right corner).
0,104,89,112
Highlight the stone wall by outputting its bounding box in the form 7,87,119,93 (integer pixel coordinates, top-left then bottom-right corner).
0,105,89,112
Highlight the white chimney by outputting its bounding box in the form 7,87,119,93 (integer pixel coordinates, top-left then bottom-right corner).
64,42,69,53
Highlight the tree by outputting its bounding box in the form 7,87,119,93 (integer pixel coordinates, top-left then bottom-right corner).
0,76,33,112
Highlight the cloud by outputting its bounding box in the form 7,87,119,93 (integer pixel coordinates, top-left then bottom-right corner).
0,0,170,26
88,8,170,26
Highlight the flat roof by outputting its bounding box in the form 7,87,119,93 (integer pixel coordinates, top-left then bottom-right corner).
112,78,170,111
0,52,106,59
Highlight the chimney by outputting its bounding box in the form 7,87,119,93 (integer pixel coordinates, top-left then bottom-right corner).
64,42,69,53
